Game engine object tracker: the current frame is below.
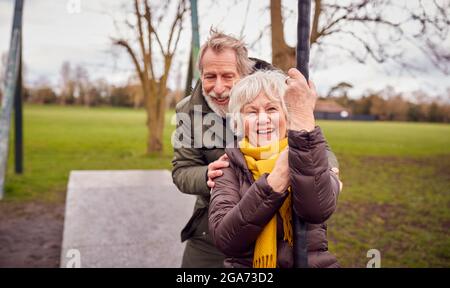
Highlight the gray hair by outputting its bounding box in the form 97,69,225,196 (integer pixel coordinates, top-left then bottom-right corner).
198,28,255,76
228,70,289,136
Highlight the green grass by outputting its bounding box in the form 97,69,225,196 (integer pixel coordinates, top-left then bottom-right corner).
4,104,450,267
319,121,450,156
5,105,176,201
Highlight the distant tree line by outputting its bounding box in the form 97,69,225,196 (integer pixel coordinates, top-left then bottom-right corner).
0,61,183,110
0,62,448,123
326,83,450,123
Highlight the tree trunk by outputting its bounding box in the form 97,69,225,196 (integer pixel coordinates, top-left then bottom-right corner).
270,0,296,72
147,112,164,153
60,93,66,106
144,80,165,154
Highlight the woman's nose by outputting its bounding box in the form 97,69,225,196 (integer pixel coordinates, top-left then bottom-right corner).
257,113,270,124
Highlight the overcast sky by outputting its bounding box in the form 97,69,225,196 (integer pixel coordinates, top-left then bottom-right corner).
1,0,449,99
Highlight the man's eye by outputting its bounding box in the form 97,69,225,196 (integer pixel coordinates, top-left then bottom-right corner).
268,107,278,112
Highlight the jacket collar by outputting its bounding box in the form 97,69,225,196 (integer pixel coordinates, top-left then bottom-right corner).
225,144,255,184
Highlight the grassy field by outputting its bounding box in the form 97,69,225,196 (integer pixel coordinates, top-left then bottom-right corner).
3,104,450,267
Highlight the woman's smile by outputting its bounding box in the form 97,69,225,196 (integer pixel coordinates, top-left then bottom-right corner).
256,127,275,135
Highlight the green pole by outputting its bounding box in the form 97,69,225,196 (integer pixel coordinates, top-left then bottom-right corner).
185,0,200,96
190,0,200,81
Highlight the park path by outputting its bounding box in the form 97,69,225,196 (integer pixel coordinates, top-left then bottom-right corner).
60,170,195,268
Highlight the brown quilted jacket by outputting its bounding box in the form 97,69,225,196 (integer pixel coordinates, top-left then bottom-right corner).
208,127,340,268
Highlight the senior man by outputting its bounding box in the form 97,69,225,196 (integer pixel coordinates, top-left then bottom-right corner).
172,30,273,268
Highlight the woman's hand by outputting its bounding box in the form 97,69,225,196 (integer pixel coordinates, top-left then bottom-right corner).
267,148,290,193
284,68,317,132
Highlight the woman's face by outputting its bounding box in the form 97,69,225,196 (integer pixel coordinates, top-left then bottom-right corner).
242,92,287,147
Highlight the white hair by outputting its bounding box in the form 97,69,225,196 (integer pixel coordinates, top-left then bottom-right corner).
228,70,289,136
198,28,255,76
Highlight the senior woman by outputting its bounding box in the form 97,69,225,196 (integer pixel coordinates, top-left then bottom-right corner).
208,68,341,268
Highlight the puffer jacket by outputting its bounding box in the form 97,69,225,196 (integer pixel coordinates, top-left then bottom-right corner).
208,127,341,268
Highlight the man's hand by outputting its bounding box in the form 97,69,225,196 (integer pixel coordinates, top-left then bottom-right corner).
284,68,317,132
207,154,229,188
331,167,343,192
267,148,290,193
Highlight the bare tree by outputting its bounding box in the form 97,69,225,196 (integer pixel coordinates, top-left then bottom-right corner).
270,0,450,73
327,81,353,97
112,0,188,153
74,65,90,106
59,61,75,105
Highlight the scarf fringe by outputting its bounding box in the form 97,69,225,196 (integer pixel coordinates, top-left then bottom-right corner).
280,192,294,247
253,254,276,268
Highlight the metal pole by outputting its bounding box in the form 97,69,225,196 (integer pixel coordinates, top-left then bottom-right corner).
14,36,23,174
190,0,200,81
296,0,310,81
185,0,200,96
293,0,311,268
184,46,194,97
0,0,24,198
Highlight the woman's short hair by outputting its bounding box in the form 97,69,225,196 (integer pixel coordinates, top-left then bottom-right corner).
228,70,289,137
198,28,255,77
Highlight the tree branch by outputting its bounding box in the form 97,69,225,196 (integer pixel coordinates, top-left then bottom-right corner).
143,0,165,57
112,38,144,83
167,0,187,55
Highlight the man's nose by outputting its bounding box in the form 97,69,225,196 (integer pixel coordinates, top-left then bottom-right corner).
213,78,225,95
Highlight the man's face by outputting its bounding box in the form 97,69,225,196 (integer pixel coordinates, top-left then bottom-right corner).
201,48,240,117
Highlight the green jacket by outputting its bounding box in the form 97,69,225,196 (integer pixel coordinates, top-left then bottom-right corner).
172,80,232,243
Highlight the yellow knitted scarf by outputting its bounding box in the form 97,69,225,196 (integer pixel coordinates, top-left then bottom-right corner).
239,137,293,268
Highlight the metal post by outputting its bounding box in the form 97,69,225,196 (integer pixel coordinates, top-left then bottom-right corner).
184,46,194,97
0,0,24,198
296,0,310,81
14,39,23,174
293,0,311,268
190,0,200,81
185,0,200,96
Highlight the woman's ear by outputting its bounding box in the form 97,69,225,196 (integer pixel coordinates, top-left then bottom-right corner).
229,111,244,137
